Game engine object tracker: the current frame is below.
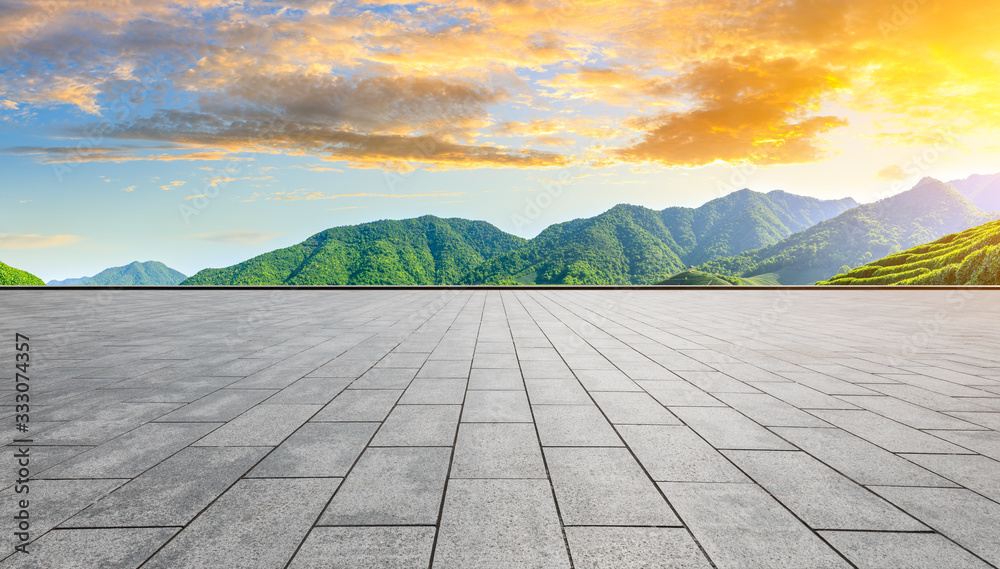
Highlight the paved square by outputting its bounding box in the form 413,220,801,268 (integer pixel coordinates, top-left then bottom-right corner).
1,289,999,568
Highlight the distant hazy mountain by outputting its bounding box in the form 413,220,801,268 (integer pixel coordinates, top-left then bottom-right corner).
700,178,998,284
461,189,857,285
0,261,45,285
948,173,1000,212
182,216,527,285
819,218,1000,285
46,276,91,286
48,261,187,286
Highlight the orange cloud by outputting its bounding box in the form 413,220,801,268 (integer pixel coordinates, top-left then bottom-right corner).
616,55,848,166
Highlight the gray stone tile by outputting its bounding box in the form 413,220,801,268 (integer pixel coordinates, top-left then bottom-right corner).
533,405,622,447
618,425,748,482
573,368,642,391
63,447,267,527
819,531,994,569
545,447,679,526
660,482,851,569
351,367,419,389
468,368,523,390
871,486,1000,567
434,479,570,569
777,371,881,395
566,527,713,569
748,381,859,409
924,430,1000,461
713,393,829,427
637,380,725,407
143,478,339,569
590,391,680,425
0,479,127,544
307,358,374,378
127,376,237,403
772,427,954,487
837,395,986,430
861,383,994,412
229,365,314,388
900,454,1000,502
371,404,460,446
376,352,429,368
472,352,520,368
416,360,470,378
669,406,794,450
524,378,591,404
725,450,926,531
194,404,320,446
313,389,402,421
462,390,532,422
398,378,467,405
946,411,1000,430
40,422,219,478
288,527,435,569
250,422,377,478
451,423,546,479
155,389,277,422
319,447,450,525
520,360,574,379
265,377,350,405
0,528,177,569
674,371,758,393
810,410,973,454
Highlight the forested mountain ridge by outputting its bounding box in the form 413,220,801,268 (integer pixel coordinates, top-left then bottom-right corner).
182,216,528,285
698,178,998,284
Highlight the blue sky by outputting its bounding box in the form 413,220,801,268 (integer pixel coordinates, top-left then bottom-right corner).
2,0,999,281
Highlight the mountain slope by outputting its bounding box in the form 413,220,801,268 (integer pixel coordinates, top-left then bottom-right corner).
48,261,187,286
462,190,857,285
948,173,1000,212
182,216,527,285
660,190,858,265
0,261,45,285
818,219,1000,285
659,270,744,286
699,178,998,284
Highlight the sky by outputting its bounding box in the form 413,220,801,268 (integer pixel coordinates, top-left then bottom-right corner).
1,0,999,281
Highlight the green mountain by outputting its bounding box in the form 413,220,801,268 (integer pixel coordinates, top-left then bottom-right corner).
48,261,187,286
0,261,45,285
948,173,1000,212
461,189,856,285
818,219,1000,285
659,270,744,286
699,178,998,284
182,216,527,285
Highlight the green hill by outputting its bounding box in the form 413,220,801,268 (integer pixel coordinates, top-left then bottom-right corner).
48,261,186,286
658,270,743,286
818,219,1000,285
182,216,527,285
0,261,45,285
461,190,856,285
698,178,997,284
